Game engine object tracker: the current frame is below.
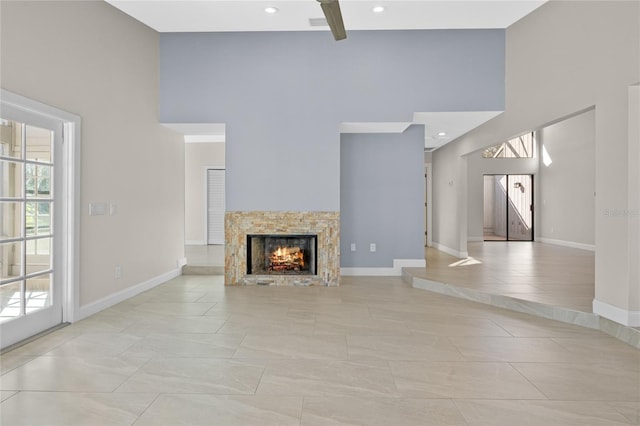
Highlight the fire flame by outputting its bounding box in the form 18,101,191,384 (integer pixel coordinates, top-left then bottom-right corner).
269,246,305,270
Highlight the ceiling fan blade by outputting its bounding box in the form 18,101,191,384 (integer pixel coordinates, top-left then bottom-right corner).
319,0,347,41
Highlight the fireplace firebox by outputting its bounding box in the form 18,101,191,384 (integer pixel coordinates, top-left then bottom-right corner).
247,234,317,275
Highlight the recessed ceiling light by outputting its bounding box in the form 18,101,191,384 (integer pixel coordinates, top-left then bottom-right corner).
264,6,278,14
372,6,385,13
437,132,447,137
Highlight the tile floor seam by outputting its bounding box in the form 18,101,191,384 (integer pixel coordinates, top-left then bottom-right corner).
0,390,20,402
110,356,155,394
129,391,162,426
299,395,307,426
488,318,518,338
445,337,472,362
230,333,249,359
450,398,474,426
506,361,553,401
384,359,402,396
251,357,270,396
0,357,37,376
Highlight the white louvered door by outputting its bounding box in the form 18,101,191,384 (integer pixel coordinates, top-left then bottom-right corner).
207,169,225,245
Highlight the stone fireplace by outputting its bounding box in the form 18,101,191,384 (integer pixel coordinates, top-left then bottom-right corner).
225,211,340,286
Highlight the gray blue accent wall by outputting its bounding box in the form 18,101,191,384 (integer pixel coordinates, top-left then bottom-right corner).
340,126,425,267
159,30,505,212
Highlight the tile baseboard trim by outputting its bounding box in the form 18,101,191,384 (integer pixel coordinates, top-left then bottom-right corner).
432,242,468,259
341,259,425,276
599,316,640,348
593,299,640,327
410,275,595,327
76,268,182,321
407,270,639,349
537,237,595,252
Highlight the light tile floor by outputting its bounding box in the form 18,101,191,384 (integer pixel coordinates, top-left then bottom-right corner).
409,242,596,312
1,274,638,425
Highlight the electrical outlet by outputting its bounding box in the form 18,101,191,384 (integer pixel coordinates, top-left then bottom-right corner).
350,243,356,252
370,243,376,252
115,266,122,279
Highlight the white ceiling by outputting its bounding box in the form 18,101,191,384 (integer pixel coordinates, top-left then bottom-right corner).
113,1,545,149
106,0,545,33
414,111,503,150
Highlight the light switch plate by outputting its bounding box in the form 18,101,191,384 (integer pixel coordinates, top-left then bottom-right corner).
89,202,107,216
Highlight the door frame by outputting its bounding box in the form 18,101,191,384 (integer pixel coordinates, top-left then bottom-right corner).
1,90,80,348
483,173,534,242
425,163,432,247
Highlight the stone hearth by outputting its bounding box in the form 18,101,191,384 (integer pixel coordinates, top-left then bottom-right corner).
225,211,340,286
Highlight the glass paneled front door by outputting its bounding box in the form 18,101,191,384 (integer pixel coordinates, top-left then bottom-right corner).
0,110,63,347
483,174,534,241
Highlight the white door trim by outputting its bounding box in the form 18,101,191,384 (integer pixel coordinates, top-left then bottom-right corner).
426,163,433,247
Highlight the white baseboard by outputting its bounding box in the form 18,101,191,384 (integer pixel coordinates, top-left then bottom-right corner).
467,236,483,242
185,240,206,246
537,237,595,252
177,257,187,268
341,258,425,276
432,242,468,259
341,267,396,276
593,299,640,327
76,268,182,321
393,259,426,269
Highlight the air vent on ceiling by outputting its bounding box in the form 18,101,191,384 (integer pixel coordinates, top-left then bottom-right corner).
309,17,328,27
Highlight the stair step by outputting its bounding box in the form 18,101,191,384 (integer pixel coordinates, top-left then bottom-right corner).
182,265,224,275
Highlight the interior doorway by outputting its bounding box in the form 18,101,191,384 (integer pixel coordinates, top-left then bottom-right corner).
424,164,432,247
483,174,533,241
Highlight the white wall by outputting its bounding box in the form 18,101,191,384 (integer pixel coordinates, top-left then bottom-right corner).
537,109,595,247
1,1,185,308
482,176,496,236
432,1,639,323
467,154,537,241
184,143,225,244
628,85,640,314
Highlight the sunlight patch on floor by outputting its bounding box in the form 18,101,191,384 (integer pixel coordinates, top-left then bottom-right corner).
448,257,483,267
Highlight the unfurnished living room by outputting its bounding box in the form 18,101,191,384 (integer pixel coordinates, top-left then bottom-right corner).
1,1,639,425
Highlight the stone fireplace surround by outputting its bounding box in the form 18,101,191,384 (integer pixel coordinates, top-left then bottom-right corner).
225,211,340,286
